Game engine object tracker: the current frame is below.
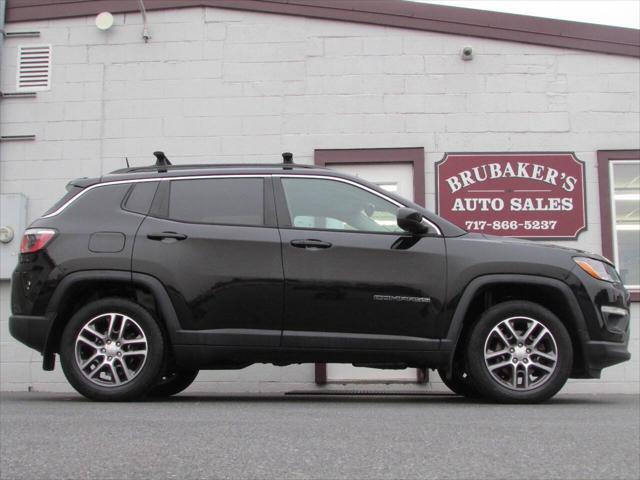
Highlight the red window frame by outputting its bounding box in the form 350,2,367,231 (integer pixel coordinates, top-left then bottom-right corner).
597,149,640,301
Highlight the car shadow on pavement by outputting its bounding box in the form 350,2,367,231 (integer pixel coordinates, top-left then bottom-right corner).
157,393,629,406
1,391,627,406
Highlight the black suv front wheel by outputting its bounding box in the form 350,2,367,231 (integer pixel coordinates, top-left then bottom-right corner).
466,300,572,403
437,359,480,398
60,298,165,401
149,368,199,397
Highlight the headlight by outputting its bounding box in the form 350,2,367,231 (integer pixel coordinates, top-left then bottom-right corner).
574,257,620,283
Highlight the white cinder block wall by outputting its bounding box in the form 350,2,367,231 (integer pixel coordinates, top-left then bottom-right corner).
0,7,638,393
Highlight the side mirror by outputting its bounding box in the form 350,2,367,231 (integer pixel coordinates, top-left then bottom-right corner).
397,207,429,235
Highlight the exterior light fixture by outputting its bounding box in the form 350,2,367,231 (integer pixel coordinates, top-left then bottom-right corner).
460,46,474,60
95,12,114,31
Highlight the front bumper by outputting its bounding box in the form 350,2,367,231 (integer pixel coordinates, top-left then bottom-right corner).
9,314,50,352
582,338,631,378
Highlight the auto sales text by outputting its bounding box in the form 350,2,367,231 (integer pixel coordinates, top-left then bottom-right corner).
452,197,573,212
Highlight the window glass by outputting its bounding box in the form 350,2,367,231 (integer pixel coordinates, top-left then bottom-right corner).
611,161,640,288
42,185,83,216
281,178,403,233
124,181,158,214
169,178,263,226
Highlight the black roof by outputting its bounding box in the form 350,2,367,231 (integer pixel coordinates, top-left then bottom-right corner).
99,162,334,184
67,162,329,189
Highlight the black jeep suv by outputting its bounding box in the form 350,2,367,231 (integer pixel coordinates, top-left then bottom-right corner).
10,154,631,402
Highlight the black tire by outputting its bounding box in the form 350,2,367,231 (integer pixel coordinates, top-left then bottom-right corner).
149,368,199,397
60,298,165,401
437,364,480,398
466,300,572,404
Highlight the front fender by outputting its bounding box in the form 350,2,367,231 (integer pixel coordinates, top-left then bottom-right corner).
441,274,590,371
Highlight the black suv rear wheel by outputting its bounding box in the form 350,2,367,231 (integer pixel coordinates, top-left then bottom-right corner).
466,300,572,403
60,298,164,401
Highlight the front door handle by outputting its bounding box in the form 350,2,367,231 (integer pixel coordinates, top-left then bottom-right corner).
290,239,332,249
147,232,188,241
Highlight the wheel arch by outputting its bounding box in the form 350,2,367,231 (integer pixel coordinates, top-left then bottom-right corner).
42,271,181,370
442,274,590,377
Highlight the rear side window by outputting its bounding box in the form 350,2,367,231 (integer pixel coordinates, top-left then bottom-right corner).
123,181,159,215
168,178,264,226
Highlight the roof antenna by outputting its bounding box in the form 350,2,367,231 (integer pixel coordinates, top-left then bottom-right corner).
153,151,172,173
125,156,130,168
282,152,293,169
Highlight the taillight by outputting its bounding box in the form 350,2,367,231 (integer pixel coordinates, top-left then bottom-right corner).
20,229,56,254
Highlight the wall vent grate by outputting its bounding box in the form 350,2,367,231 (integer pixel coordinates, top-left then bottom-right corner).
16,44,51,92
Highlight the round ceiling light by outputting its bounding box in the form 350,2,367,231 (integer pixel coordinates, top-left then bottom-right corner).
95,12,114,31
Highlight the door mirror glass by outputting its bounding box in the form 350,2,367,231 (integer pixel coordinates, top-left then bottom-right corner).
397,207,429,235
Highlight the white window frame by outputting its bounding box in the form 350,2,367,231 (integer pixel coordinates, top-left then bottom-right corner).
609,159,640,291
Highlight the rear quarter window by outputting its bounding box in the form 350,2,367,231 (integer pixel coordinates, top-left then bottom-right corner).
61,184,131,217
42,186,83,216
168,178,264,226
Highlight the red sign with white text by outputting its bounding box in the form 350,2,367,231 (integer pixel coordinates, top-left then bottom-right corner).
436,153,586,239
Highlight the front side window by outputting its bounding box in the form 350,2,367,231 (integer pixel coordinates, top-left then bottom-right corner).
281,177,403,233
610,161,640,290
168,178,264,226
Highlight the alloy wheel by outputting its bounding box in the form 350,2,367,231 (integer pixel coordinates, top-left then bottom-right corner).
483,316,558,391
74,312,148,387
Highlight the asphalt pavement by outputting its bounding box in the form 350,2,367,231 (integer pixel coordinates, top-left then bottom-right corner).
0,391,638,480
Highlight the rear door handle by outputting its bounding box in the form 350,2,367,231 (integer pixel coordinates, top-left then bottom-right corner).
290,239,332,249
147,232,188,241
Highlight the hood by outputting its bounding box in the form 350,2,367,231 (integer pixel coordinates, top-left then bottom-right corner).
468,233,615,266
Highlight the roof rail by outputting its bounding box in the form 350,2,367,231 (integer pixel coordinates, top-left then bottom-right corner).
109,162,320,175
108,151,320,174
